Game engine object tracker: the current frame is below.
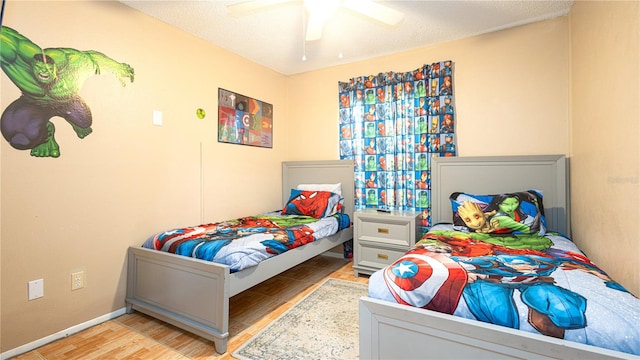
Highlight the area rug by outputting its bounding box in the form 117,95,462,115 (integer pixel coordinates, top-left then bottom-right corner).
233,278,368,360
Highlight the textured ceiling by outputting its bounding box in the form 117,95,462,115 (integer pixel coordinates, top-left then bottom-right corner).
120,0,573,75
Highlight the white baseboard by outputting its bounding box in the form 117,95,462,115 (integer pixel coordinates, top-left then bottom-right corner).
1,307,127,360
2,250,350,359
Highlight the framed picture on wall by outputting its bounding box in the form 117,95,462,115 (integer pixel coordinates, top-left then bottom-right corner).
218,88,273,148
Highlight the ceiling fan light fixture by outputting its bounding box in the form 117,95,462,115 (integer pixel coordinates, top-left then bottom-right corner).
303,0,340,41
228,0,406,44
342,0,404,26
227,0,294,17
304,0,340,20
305,12,324,41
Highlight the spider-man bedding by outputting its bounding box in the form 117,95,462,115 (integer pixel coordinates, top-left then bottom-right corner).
368,223,640,356
142,189,350,272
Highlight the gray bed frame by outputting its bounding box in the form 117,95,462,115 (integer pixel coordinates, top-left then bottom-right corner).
126,160,354,354
359,155,639,360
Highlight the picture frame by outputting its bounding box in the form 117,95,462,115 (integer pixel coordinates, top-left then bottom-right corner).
218,88,273,148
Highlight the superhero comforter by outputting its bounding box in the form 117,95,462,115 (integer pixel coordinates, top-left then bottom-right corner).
368,224,640,356
142,212,350,272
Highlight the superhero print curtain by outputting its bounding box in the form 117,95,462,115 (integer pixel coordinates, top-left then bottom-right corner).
338,61,456,228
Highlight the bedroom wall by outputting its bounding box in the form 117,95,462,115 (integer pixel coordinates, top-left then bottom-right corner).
569,1,639,296
286,17,570,160
0,1,290,352
2,0,637,355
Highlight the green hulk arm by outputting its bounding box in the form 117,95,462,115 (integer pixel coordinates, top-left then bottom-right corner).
1,26,134,102
427,230,552,251
0,26,45,95
43,48,135,91
468,231,552,250
66,49,135,86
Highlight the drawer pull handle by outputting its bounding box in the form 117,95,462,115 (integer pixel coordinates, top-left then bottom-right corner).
377,228,389,234
377,253,389,260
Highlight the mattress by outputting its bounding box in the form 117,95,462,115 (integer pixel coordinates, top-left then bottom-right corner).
368,224,640,356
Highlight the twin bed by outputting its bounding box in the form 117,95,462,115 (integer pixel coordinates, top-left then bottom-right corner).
126,156,638,359
360,155,640,359
125,160,354,354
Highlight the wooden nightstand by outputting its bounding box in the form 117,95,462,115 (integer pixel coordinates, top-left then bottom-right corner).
353,209,421,277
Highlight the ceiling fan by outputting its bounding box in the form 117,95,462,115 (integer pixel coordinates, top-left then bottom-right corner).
227,0,405,42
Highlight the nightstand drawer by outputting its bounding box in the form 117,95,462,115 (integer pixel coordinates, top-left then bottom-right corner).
353,209,420,277
358,244,407,268
358,219,413,247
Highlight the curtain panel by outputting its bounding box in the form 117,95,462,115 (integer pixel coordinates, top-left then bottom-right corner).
338,61,456,228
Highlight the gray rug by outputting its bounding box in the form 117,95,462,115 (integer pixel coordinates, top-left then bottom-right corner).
233,278,368,360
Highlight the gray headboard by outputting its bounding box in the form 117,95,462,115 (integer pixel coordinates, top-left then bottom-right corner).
431,155,570,236
282,160,355,219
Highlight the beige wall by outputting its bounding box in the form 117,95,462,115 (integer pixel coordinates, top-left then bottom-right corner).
287,17,570,160
1,0,637,354
569,0,639,295
1,1,290,351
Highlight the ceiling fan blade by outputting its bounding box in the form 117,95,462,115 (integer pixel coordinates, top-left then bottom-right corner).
305,12,324,41
342,0,405,26
227,0,298,17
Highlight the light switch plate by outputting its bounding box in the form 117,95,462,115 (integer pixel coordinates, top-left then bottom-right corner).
153,110,163,126
28,279,44,300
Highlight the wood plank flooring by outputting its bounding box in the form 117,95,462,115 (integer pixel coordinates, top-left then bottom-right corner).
14,255,368,360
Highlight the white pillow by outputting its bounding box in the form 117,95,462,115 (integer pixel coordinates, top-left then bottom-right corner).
296,183,342,195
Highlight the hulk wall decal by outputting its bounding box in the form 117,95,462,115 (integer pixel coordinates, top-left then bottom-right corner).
0,26,135,157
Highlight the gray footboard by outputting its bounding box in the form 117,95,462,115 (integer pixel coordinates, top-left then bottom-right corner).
359,297,637,360
126,247,230,353
125,227,352,355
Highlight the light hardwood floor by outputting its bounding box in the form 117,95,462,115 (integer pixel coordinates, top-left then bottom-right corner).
14,255,368,360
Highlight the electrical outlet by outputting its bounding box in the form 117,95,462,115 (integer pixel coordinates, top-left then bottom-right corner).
71,271,85,290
